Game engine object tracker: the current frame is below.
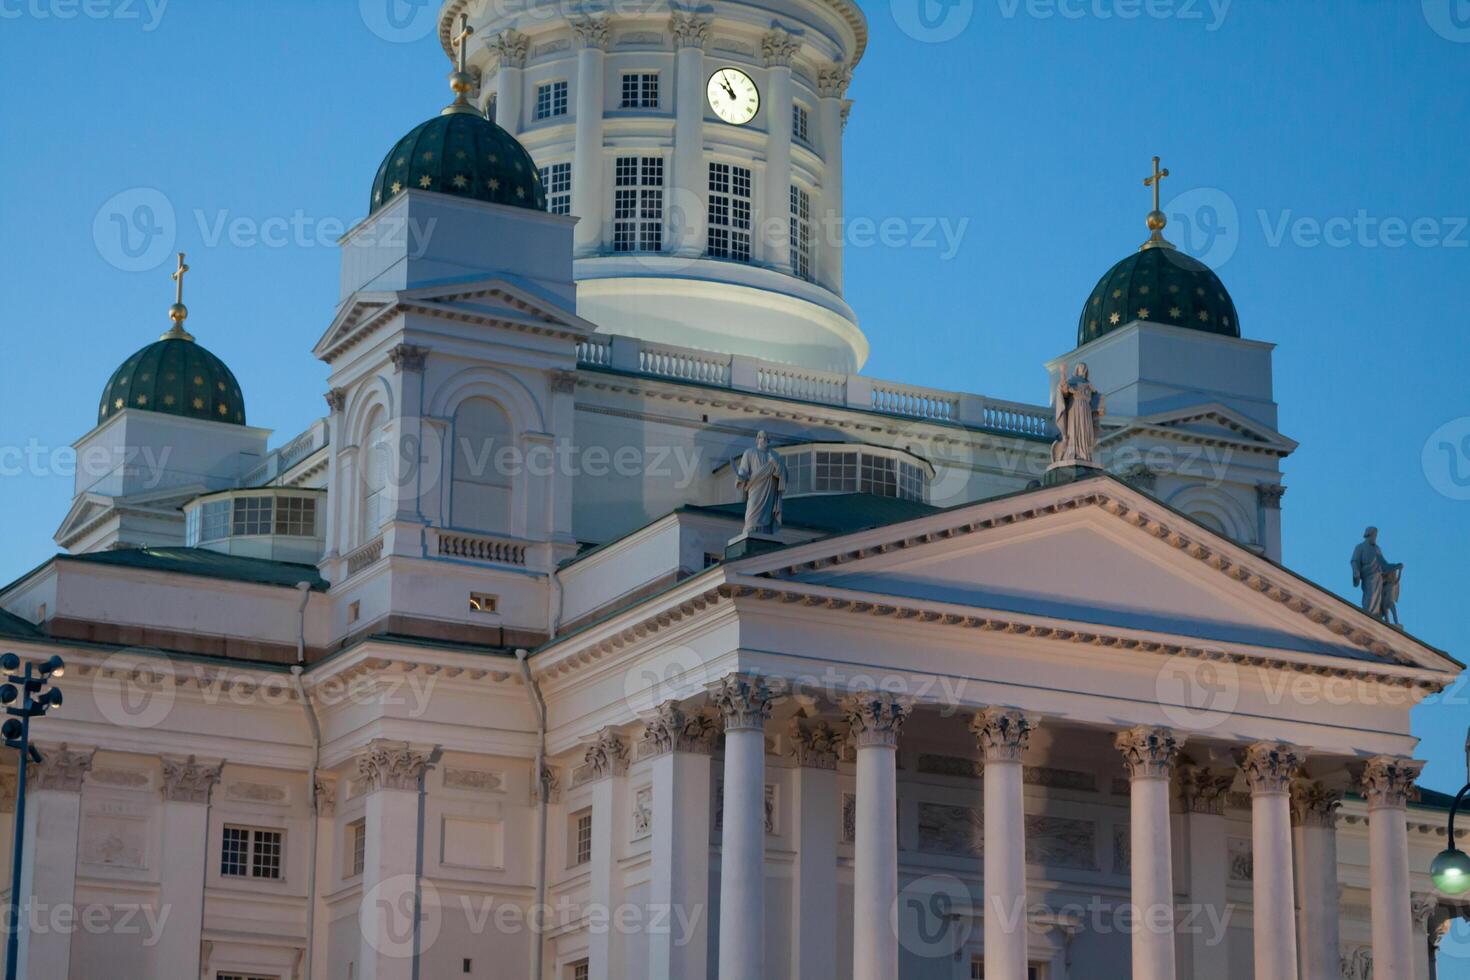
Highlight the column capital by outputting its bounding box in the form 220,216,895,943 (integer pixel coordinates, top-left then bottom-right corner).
532,765,562,804
710,673,775,732
571,15,611,50
1360,755,1423,809
641,701,718,756
1256,483,1287,509
817,62,852,99
388,343,429,374
1179,765,1235,815
549,369,578,395
1239,741,1303,796
841,693,909,749
160,754,223,804
970,707,1034,762
584,727,631,779
669,11,711,50
357,739,432,792
31,743,95,793
1411,892,1437,932
313,776,337,817
491,29,529,69
1115,725,1184,780
788,717,841,769
1290,779,1342,828
324,387,347,414
761,27,800,68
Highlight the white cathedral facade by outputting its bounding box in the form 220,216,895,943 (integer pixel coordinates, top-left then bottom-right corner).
2,1,1465,978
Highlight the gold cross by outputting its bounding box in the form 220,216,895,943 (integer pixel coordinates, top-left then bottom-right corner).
1143,156,1170,212
452,13,474,75
172,252,190,304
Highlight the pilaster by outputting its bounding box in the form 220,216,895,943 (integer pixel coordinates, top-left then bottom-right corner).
356,740,432,980
154,755,222,979
16,743,93,980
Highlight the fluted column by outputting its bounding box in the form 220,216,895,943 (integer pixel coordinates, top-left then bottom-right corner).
788,718,841,980
492,30,528,137
973,708,1035,980
843,694,910,980
1240,742,1303,980
1116,727,1183,980
153,755,223,978
641,703,717,980
760,29,798,272
1363,755,1425,979
16,744,93,980
711,673,773,980
356,740,432,980
571,17,608,257
1180,767,1234,980
670,13,710,258
1291,780,1342,980
815,63,850,293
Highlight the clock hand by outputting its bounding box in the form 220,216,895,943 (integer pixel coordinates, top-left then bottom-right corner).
720,72,738,100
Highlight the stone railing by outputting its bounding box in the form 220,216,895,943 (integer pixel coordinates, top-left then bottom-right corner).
575,334,1053,440
346,537,384,576
244,418,330,487
435,529,528,566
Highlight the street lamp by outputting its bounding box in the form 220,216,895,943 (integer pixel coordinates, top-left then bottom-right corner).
1431,783,1470,897
2,652,64,980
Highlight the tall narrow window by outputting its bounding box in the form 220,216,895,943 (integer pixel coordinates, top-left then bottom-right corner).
451,398,513,534
359,407,390,544
538,162,571,215
792,103,809,143
534,80,568,119
349,819,366,876
571,808,593,866
790,184,813,281
707,162,752,262
620,72,658,108
614,156,663,252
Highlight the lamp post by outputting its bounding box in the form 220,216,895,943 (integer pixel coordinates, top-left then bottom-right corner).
1,653,64,980
1430,783,1470,897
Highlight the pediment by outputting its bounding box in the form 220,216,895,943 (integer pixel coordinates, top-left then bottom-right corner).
1112,403,1297,454
734,477,1455,674
54,494,111,546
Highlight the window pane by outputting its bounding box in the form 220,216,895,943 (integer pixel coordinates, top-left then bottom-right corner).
252,829,283,879
613,156,663,253
538,162,571,215
707,163,752,262
790,185,813,280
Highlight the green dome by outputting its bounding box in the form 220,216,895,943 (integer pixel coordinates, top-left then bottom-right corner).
98,337,246,427
370,109,546,215
1079,246,1240,347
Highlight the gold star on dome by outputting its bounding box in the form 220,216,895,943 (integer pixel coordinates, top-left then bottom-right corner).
395,156,406,167
488,178,500,191
455,149,467,160
136,394,148,406
374,191,382,204
489,153,499,163
218,403,229,416
418,175,433,188
164,372,175,381
1088,320,1097,331
163,394,175,406
1109,312,1121,325
140,373,151,382
1223,316,1231,326
119,376,129,385
422,151,434,161
1112,289,1122,299
1092,296,1101,306
513,161,523,172
1198,309,1210,321
452,174,468,189
193,397,205,409
114,398,124,409
391,181,403,195
193,375,204,386
1196,287,1205,296
1138,285,1150,295
1138,308,1151,319
515,186,526,199
1168,284,1180,293
1169,306,1182,318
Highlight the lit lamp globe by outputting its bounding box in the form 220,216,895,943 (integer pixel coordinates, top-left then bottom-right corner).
1431,846,1470,896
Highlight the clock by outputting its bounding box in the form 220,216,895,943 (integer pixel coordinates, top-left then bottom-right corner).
707,68,760,125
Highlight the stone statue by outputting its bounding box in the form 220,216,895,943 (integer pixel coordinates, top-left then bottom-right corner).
1351,526,1404,624
735,430,787,536
1052,362,1106,466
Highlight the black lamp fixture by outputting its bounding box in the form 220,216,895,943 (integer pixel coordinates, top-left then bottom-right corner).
1430,783,1470,897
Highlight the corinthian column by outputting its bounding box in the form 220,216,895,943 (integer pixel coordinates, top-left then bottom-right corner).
1116,726,1183,980
815,63,851,292
789,718,841,980
973,708,1035,980
711,673,774,980
1240,742,1302,980
570,17,608,257
1290,780,1342,980
16,744,93,980
760,28,799,272
355,740,433,980
491,30,529,136
670,13,711,258
843,694,909,980
1180,766,1234,980
154,755,223,979
1362,755,1424,980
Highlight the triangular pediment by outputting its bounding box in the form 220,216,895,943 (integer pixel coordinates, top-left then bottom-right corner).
1109,402,1297,454
732,477,1455,674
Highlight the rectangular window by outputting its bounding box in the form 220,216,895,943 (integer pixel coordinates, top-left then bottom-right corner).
620,72,658,108
570,962,590,980
786,451,811,495
469,592,499,614
201,500,230,541
790,184,813,281
814,450,857,492
707,162,752,262
859,453,897,497
971,962,1039,980
274,496,317,536
534,80,568,120
571,808,593,866
232,496,274,536
349,819,366,876
538,162,572,215
792,103,809,143
613,156,663,253
898,461,925,502
221,825,283,880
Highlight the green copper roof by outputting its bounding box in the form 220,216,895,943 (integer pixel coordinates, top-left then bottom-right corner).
700,493,941,535
99,337,246,427
1079,246,1240,347
370,110,546,215
60,547,325,590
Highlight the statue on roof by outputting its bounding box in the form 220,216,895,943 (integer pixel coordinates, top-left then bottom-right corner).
1052,362,1106,467
736,431,787,537
1351,526,1404,625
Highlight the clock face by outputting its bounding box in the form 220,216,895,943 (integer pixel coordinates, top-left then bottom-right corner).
707,68,760,125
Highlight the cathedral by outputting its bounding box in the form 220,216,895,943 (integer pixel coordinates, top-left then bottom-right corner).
1,1,1464,978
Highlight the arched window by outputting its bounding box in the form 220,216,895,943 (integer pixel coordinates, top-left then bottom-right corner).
451,398,513,533
360,407,391,544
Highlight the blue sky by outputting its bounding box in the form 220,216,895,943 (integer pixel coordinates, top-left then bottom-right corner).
1,0,1468,951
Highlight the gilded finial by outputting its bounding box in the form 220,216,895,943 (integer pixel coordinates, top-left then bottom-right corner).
1140,155,1176,251
161,252,195,341
442,13,479,116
